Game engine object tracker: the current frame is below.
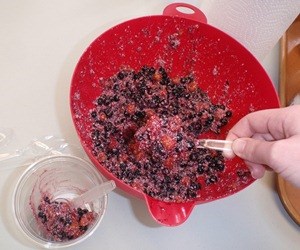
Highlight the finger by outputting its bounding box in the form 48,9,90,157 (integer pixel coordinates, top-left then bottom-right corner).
232,138,275,166
227,106,300,141
252,133,275,141
244,160,266,179
223,133,273,159
223,150,235,159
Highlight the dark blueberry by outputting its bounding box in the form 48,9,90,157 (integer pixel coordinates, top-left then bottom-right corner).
147,87,153,95
188,113,196,119
216,163,225,171
91,111,97,118
64,217,72,226
120,162,127,171
206,175,218,184
180,77,187,84
172,108,178,115
67,235,74,240
205,116,214,126
226,110,232,117
142,66,155,76
187,141,195,150
220,117,228,126
97,97,104,105
188,191,197,199
197,111,203,117
150,95,160,108
149,67,156,75
112,148,119,155
104,108,113,118
123,110,130,117
38,212,47,223
133,72,141,80
197,164,205,174
167,186,176,193
185,93,191,99
77,208,84,217
135,110,146,119
189,152,199,161
79,225,88,231
190,122,202,134
162,168,170,175
160,77,170,85
158,67,166,73
144,162,151,170
208,162,217,169
131,115,139,122
205,155,212,161
164,175,172,183
174,174,181,182
186,76,194,83
104,122,113,132
44,196,50,204
180,162,188,168
172,86,185,97
155,142,165,156
113,95,120,102
161,109,169,116
117,72,125,80
57,231,67,240
113,83,119,91
176,133,183,142
190,182,201,190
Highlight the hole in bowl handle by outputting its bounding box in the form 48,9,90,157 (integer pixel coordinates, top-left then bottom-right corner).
145,196,195,226
163,3,207,23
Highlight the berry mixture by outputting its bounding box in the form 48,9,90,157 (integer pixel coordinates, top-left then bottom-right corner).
90,66,233,202
36,196,96,242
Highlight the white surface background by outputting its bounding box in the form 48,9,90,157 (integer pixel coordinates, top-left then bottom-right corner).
0,0,299,249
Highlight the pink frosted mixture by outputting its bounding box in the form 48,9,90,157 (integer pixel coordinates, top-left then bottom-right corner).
36,196,96,241
90,66,234,202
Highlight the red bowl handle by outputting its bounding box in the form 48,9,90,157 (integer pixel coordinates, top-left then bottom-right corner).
163,3,207,23
145,195,195,226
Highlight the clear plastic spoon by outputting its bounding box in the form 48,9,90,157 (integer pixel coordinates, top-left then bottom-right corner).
196,139,233,152
70,180,116,209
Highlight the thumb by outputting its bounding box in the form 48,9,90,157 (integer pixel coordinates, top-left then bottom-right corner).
232,138,275,166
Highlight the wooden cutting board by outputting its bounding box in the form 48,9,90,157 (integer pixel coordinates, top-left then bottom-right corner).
277,14,300,226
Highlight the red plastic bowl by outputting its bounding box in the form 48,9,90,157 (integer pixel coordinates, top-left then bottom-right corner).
70,3,279,226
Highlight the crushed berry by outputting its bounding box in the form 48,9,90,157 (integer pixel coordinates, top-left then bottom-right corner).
36,196,97,242
90,66,233,202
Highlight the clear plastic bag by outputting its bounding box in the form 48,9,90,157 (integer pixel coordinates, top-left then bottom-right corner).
0,130,85,169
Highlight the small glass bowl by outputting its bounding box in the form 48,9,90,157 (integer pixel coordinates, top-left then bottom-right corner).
13,155,107,248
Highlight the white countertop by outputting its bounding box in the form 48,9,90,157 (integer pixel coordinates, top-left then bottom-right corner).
0,1,299,249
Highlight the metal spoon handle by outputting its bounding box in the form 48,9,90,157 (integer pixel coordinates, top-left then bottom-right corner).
196,139,233,152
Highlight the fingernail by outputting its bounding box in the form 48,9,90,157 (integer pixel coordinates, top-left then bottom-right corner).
233,139,247,156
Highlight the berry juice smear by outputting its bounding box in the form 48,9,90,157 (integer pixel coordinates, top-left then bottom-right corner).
90,66,233,202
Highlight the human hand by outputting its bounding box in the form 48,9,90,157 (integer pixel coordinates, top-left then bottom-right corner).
225,105,300,187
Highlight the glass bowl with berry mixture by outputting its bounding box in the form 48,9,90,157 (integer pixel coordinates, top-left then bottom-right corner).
13,155,107,248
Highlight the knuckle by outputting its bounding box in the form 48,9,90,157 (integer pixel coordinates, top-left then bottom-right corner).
267,142,280,167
